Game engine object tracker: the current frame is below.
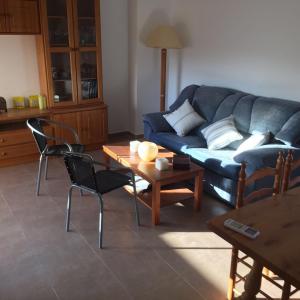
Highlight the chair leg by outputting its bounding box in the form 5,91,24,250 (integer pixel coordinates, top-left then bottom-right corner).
131,173,140,226
66,186,73,232
97,194,104,249
80,189,83,197
281,281,291,300
36,154,44,196
44,156,49,180
227,247,238,300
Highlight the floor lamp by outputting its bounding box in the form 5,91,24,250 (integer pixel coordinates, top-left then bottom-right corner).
145,25,183,112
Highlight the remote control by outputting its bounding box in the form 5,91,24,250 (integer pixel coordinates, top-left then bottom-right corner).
224,218,260,239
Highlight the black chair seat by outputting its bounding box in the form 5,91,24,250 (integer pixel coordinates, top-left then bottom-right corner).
45,144,84,156
80,170,131,194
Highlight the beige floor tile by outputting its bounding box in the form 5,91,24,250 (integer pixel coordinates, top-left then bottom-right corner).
1,155,289,300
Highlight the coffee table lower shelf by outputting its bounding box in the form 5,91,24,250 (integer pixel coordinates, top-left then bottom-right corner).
124,186,194,209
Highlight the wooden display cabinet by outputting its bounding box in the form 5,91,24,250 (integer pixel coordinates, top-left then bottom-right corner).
37,0,107,150
0,0,107,167
0,0,40,34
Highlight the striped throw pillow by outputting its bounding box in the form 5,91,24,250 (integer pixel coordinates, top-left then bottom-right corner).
201,115,243,150
163,100,205,136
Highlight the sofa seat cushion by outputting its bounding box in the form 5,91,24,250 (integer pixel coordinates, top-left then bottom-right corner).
149,132,207,153
183,148,240,180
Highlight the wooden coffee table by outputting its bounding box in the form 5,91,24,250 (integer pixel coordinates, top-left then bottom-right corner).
102,145,204,225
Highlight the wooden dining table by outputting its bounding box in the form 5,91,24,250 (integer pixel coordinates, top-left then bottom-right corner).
208,187,300,299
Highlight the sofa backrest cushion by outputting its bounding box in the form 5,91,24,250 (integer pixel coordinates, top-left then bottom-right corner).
275,111,300,146
169,85,300,146
169,85,199,111
249,97,300,136
192,86,237,122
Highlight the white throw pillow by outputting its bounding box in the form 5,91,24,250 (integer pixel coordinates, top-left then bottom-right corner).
235,132,270,154
201,115,243,150
163,99,205,136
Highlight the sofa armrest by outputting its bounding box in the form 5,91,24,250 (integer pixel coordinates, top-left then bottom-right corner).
233,146,291,176
143,112,173,134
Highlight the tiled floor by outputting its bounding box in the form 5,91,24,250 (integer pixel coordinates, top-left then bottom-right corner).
0,151,293,300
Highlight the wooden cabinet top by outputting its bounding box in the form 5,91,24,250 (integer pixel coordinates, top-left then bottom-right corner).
0,108,50,124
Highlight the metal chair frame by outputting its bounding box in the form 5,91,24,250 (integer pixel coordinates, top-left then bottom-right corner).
26,118,81,196
64,152,140,249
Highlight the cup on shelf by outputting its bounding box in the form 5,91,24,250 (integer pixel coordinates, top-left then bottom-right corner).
38,95,47,110
130,140,140,153
28,95,39,108
12,96,26,109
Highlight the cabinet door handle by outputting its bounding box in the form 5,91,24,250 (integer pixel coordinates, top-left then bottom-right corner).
1,152,7,156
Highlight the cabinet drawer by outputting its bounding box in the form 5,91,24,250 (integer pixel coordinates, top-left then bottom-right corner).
0,126,52,147
0,143,38,161
0,128,33,146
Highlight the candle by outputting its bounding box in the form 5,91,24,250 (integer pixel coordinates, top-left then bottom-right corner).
155,158,169,171
130,140,140,153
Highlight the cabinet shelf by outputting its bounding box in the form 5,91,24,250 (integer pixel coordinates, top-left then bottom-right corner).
48,15,66,19
49,44,69,48
52,79,72,81
81,78,96,81
78,16,95,20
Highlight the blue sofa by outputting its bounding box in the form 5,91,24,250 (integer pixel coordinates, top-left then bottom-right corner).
143,85,300,206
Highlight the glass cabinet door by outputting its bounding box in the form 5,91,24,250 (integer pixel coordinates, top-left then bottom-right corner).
50,52,74,102
79,51,98,100
46,0,69,47
77,0,96,47
46,0,76,106
74,0,102,103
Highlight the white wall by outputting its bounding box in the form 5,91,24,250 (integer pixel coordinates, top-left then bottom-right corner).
167,0,300,106
101,0,130,133
0,36,40,108
129,0,173,133
130,0,300,134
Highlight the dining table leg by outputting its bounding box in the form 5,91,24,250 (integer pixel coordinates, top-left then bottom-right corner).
237,261,263,300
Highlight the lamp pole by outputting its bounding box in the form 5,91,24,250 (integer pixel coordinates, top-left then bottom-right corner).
160,48,167,112
145,25,182,113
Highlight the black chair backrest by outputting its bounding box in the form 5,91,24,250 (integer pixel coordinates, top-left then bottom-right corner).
64,152,98,191
27,118,47,153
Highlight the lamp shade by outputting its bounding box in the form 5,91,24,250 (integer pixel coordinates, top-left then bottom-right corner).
145,25,183,49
